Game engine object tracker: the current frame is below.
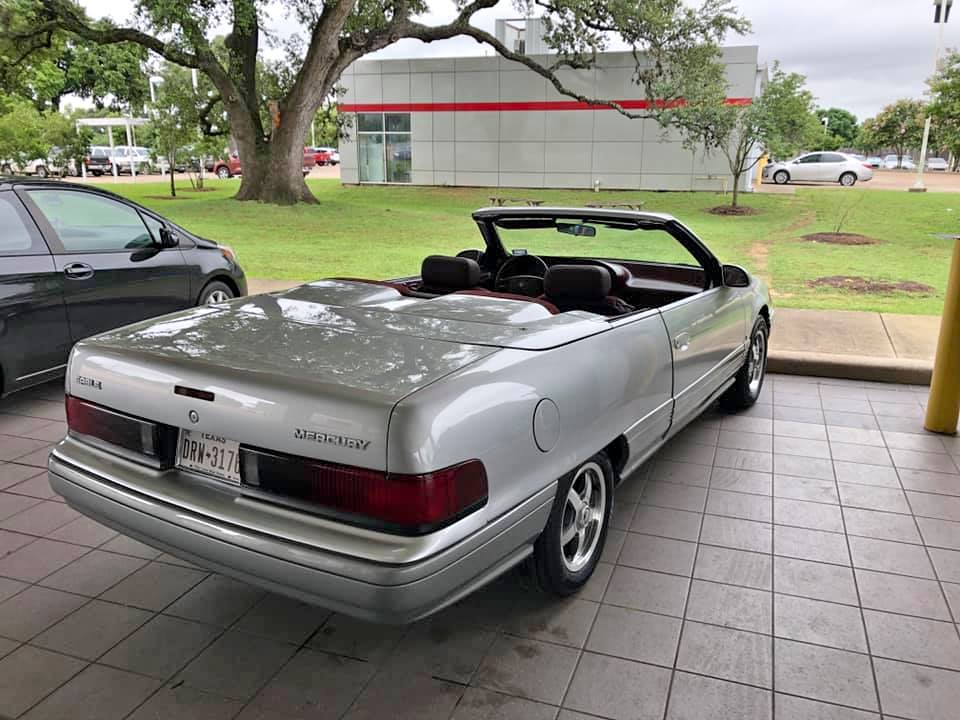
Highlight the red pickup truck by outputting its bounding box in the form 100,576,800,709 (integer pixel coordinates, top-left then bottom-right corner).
208,151,314,179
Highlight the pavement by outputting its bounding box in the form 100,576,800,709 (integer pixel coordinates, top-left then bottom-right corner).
0,375,959,719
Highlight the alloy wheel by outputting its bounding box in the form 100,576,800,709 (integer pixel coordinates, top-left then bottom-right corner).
560,461,607,573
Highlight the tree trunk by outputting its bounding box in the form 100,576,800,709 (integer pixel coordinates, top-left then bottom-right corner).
730,172,741,207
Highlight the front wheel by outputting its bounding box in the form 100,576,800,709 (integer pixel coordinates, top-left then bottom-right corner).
532,452,613,596
35,165,48,178
720,316,769,411
198,280,235,306
839,172,857,187
216,166,231,179
773,170,789,185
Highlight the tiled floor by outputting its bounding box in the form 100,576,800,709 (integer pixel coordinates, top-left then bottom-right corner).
0,375,958,719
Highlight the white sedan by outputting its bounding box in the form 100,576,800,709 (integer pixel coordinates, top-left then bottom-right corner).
765,152,874,187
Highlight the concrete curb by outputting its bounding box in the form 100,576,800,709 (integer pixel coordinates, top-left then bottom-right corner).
768,350,932,386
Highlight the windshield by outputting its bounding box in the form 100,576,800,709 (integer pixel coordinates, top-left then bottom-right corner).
494,221,701,267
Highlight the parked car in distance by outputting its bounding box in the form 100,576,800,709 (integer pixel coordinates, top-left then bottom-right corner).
112,146,156,175
83,147,114,176
0,178,246,398
925,157,949,171
306,146,340,166
2,150,78,178
764,152,873,187
847,153,866,162
865,157,884,168
208,151,314,178
884,155,916,170
49,206,771,623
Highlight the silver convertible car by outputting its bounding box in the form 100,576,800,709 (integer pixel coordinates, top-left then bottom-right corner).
48,207,771,623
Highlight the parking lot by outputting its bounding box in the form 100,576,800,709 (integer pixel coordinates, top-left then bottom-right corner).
0,375,959,719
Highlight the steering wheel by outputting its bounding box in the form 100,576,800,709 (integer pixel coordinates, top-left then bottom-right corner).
495,254,549,297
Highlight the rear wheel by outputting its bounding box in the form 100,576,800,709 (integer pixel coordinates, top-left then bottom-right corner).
720,316,769,411
216,166,231,179
198,280,234,306
839,172,857,187
35,165,48,178
773,170,789,185
532,452,613,595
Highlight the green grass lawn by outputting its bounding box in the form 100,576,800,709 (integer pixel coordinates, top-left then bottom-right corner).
111,178,959,315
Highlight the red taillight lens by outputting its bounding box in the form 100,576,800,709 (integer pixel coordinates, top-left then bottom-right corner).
65,395,175,464
243,450,487,534
863,163,872,169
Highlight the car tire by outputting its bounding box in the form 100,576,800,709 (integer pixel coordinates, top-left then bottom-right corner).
839,172,857,187
532,452,613,596
35,165,48,178
1,163,12,175
720,316,769,411
773,170,789,185
198,280,234,306
216,166,231,179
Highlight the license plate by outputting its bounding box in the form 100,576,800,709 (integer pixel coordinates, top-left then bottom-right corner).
176,429,242,485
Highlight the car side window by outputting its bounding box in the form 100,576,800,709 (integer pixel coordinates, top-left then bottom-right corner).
799,154,822,164
0,193,47,256
140,213,166,244
25,190,154,253
821,153,846,163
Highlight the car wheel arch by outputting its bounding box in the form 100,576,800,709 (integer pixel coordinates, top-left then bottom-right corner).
197,275,239,304
603,435,629,481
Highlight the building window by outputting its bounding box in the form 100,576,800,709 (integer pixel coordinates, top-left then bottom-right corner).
357,112,411,183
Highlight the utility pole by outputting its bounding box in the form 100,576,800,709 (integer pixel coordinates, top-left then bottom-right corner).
913,0,953,192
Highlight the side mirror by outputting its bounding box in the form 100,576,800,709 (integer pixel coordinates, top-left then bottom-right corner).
722,264,751,288
158,227,180,249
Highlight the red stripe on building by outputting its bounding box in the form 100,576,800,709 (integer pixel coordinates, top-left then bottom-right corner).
339,98,752,113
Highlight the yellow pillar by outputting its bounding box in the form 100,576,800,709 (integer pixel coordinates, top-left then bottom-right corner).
925,237,960,435
755,154,769,187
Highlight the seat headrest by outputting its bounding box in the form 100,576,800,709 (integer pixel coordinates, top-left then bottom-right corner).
421,255,483,290
544,265,612,302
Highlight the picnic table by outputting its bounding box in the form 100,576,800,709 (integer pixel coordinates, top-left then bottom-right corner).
488,197,545,207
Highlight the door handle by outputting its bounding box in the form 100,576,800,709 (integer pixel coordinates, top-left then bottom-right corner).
63,263,94,280
673,332,690,352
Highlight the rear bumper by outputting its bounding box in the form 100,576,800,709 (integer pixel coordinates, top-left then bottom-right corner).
48,450,553,624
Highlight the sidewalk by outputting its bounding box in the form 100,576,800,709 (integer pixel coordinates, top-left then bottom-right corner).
246,280,940,385
769,308,939,385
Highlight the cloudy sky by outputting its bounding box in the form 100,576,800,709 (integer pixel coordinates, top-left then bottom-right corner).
81,0,957,120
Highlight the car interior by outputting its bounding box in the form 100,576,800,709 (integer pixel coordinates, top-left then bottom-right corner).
346,216,714,318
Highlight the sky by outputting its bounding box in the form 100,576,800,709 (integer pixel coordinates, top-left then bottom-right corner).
79,0,959,121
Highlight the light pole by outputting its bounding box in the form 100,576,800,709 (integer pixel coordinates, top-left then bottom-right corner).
913,0,952,192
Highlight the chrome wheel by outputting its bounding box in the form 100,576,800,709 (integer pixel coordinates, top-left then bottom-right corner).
746,328,767,396
560,461,607,573
840,172,856,187
205,289,231,304
217,167,230,179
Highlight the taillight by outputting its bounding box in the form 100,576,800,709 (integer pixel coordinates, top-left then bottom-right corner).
242,449,487,535
65,395,175,465
863,163,873,169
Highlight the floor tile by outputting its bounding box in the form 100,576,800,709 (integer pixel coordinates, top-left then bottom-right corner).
99,534,164,559
499,595,598,650
830,442,892,466
128,685,243,720
720,415,773,435
449,687,555,720
891,448,958,475
774,420,827,441
710,467,772,496
928,546,960,583
619,533,697,576
0,576,26,604
21,663,162,720
825,411,879,430
0,645,86,718
667,672,771,720
648,460,711,488
827,427,885,447
604,566,689,616
833,461,901,488
39,549,147,597
307,613,405,663
639,481,707,512
234,592,331,646
874,657,960,720
774,593,867,652
100,614,220,680
563,651,670,720
843,507,923,544
775,525,850,565
775,454,835,480
693,545,772,591
775,694,879,720
239,648,376,720
474,635,579,705
706,489,772,522
7,474,58,500
101,561,208,611
718,429,772,453
677,621,772,687
586,603,681,666
45,516,117,547
775,391,823,409
0,537,88,582
0,462,46,491
863,609,960,670
774,406,825,424
775,436,831,459
838,483,910,513
917,516,960,550
908,491,960,522
658,439,716,466
774,638,877,711
943,582,960,618
630,506,702,542
700,515,772,553
774,475,839,504
714,447,773,473
856,569,951,620
176,629,297,701
884,431,951,454
0,584,87,640
848,535,935,578
685,579,771,633
0,491,42,521
774,556,858,605
164,574,264,627
821,397,872,414
33,599,151,660
899,468,960,497
774,497,844,532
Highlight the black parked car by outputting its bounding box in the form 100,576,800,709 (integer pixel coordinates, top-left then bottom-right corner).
0,178,247,397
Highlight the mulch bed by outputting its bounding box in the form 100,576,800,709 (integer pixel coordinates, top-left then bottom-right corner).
807,276,935,295
707,205,760,216
801,232,881,246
